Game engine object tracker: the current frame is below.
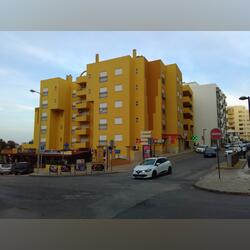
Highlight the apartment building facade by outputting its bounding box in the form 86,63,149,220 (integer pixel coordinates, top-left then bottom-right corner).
227,106,250,141
29,50,185,159
187,82,227,146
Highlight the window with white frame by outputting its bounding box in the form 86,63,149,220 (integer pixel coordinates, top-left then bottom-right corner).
72,138,77,143
99,87,108,98
40,138,46,143
41,112,47,121
41,125,47,133
114,117,122,124
42,100,48,108
114,134,123,142
99,119,107,130
114,84,123,92
99,71,108,82
115,100,123,108
72,90,77,97
72,113,77,120
42,88,48,96
99,135,107,145
99,103,107,113
114,68,122,76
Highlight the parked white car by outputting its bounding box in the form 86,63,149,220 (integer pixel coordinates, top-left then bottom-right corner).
0,163,13,175
133,157,172,179
195,145,208,153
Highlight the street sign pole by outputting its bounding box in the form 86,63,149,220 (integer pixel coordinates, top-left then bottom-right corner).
211,128,222,181
217,139,221,181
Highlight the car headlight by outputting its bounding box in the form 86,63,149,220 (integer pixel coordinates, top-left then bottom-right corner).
145,168,152,172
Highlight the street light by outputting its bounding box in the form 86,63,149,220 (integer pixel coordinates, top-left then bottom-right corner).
239,96,250,119
30,89,41,174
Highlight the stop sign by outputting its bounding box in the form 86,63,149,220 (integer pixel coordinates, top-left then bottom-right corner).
210,128,222,140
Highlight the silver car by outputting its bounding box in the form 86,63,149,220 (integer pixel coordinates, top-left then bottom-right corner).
0,163,13,175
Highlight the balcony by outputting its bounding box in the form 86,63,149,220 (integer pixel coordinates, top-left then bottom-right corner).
183,107,193,115
76,101,88,109
77,88,87,97
75,115,89,122
74,141,90,149
183,96,192,106
75,128,89,135
184,118,194,126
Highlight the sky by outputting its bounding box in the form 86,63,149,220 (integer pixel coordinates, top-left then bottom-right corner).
0,31,249,144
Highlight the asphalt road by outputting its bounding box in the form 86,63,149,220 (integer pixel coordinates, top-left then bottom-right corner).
0,151,250,218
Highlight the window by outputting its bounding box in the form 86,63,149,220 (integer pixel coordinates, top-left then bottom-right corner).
99,87,108,98
114,135,123,142
135,85,138,90
136,101,139,106
136,117,139,123
72,138,77,143
42,88,48,96
115,68,122,76
115,101,123,108
115,84,123,92
99,119,107,130
114,117,122,124
42,100,48,108
72,90,77,97
99,103,107,113
72,114,77,120
99,119,107,124
99,71,108,82
41,112,47,121
40,138,46,143
99,135,107,145
41,125,47,133
99,124,107,130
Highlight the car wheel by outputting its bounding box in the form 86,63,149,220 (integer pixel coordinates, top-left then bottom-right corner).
168,166,172,174
152,170,157,178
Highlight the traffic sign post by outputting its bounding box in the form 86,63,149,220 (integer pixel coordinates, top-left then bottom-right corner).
211,128,222,180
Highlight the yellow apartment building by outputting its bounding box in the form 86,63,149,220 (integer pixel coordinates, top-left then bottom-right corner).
28,50,186,160
227,106,250,141
182,84,194,148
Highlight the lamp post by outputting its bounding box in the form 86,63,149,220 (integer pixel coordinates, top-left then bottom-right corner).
30,89,42,175
239,96,250,119
202,128,207,145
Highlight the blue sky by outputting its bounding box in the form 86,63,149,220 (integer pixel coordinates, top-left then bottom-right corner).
0,31,249,143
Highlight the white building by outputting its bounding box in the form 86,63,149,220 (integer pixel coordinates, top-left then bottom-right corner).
187,82,227,146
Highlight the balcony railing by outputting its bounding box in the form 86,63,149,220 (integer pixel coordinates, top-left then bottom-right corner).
75,128,89,135
76,101,88,109
75,115,89,122
77,88,87,97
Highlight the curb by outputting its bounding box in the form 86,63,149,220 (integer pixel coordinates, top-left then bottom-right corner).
29,171,119,177
192,183,250,196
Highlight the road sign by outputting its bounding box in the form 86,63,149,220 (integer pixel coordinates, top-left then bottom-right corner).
210,128,222,140
191,135,198,141
140,131,152,145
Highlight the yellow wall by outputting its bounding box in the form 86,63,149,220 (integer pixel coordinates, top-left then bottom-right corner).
165,64,184,153
30,50,184,158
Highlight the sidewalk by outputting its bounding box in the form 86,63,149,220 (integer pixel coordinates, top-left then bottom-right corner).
30,149,194,177
194,159,250,195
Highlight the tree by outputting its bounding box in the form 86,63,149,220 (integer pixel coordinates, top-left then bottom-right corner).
6,140,17,149
0,139,7,151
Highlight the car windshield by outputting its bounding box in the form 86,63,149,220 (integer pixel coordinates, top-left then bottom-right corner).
140,159,156,165
206,148,215,152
